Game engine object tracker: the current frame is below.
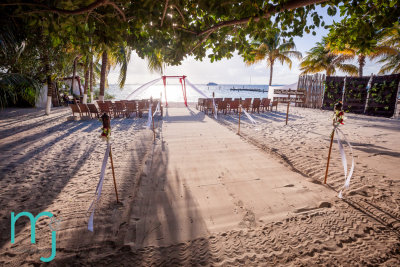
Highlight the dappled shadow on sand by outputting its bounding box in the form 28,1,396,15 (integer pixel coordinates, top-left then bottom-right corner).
49,110,212,266
0,113,145,251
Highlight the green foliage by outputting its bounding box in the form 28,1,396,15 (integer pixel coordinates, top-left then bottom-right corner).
300,39,358,76
92,88,115,100
0,73,41,108
326,0,400,55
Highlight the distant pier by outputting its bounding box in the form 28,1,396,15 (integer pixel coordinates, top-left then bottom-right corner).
230,88,267,92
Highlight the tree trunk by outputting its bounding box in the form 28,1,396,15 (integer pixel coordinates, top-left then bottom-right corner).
358,55,365,77
99,50,108,101
71,56,79,96
44,51,52,115
83,64,89,104
89,56,94,103
269,63,274,86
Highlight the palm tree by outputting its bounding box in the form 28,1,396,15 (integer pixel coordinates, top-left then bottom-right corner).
245,33,302,86
98,45,131,101
332,45,397,77
300,40,358,76
375,24,400,74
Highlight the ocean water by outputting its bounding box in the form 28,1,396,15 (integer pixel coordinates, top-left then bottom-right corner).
107,83,284,102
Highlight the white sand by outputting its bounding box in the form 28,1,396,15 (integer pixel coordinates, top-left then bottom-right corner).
0,104,399,266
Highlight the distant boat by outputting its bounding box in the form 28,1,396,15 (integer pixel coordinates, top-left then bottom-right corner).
207,82,218,86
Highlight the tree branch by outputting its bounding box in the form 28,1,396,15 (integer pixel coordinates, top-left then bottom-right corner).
190,31,213,54
172,26,197,35
160,0,169,27
171,4,186,24
195,0,328,36
1,0,126,21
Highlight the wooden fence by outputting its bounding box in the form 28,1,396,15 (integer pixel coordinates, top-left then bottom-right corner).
296,73,325,108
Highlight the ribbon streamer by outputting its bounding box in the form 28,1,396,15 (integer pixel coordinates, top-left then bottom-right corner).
185,79,209,98
212,98,218,119
243,109,257,124
335,127,355,198
186,79,218,120
153,101,160,117
88,142,111,231
146,105,152,128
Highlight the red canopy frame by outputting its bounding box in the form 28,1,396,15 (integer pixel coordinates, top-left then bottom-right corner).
162,75,188,107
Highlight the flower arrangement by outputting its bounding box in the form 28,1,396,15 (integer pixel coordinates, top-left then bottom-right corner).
333,101,345,126
100,113,111,141
100,127,111,141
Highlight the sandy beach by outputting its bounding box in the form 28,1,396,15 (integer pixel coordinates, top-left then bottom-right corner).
1,104,399,266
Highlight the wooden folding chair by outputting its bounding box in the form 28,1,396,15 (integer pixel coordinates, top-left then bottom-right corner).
69,104,81,117
229,99,239,113
78,103,90,117
125,101,137,118
251,98,261,113
97,102,112,117
217,99,228,115
87,103,100,118
241,98,251,112
271,100,278,111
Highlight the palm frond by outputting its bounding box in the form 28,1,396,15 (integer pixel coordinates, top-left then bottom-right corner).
282,50,302,60
146,50,164,74
378,53,400,74
369,46,399,60
276,54,293,69
117,45,131,89
0,73,42,108
336,63,358,75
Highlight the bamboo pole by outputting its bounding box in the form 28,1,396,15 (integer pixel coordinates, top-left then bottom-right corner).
108,144,119,202
285,101,290,125
152,111,155,141
238,104,241,135
324,128,335,184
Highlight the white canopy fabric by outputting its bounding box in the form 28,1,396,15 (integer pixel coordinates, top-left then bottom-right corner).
125,78,162,100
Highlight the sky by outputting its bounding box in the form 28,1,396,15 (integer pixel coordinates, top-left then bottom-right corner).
108,6,380,86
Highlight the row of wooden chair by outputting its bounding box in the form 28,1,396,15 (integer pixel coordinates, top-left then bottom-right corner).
69,103,101,118
197,98,278,115
69,100,163,119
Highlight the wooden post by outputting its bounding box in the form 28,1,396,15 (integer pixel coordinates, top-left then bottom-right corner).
212,92,215,115
152,111,155,141
393,81,400,118
324,129,335,184
364,73,374,114
285,101,290,125
108,144,119,203
238,104,241,135
342,76,347,105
